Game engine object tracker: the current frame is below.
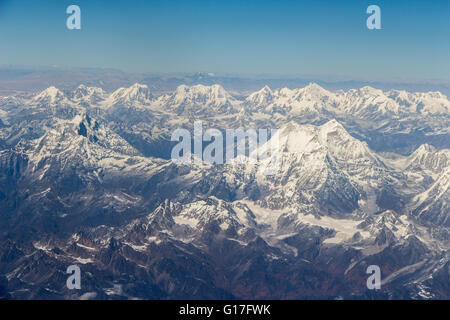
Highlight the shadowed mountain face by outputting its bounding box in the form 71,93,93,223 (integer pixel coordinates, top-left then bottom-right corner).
0,83,448,299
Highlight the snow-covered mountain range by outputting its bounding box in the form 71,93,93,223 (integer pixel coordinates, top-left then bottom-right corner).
0,83,448,299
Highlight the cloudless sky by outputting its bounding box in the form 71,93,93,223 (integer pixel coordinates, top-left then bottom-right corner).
0,0,449,81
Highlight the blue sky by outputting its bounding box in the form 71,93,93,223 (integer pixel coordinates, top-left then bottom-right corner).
0,0,449,81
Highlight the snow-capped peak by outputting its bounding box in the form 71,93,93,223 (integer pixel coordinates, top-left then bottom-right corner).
29,113,140,166
338,86,401,117
247,119,388,216
257,83,339,115
173,84,231,101
246,85,274,106
72,85,107,105
299,82,331,96
33,86,68,104
414,144,436,154
166,84,238,115
261,120,357,158
109,83,152,106
412,91,449,114
73,85,105,98
406,144,449,173
358,86,384,96
387,89,450,114
319,118,346,134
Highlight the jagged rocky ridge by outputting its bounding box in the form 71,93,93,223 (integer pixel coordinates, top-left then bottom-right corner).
0,83,448,299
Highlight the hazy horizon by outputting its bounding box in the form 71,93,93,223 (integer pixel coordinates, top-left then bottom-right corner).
1,64,450,97
1,0,449,81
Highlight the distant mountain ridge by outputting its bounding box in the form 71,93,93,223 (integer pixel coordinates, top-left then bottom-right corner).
4,82,448,116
